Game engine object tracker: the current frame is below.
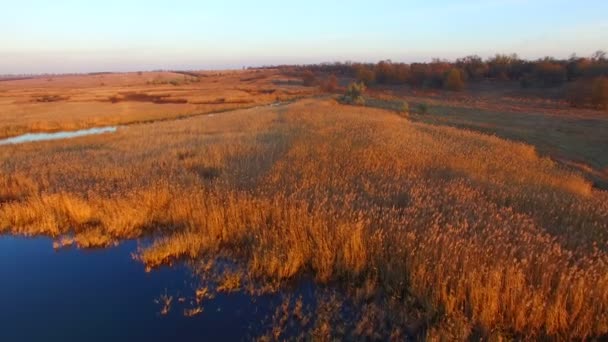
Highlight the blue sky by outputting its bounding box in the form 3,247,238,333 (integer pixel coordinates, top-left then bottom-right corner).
1,0,607,73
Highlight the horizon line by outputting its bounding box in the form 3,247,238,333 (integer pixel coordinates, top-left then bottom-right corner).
1,50,606,77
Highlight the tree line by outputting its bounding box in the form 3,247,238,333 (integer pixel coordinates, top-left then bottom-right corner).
268,51,608,110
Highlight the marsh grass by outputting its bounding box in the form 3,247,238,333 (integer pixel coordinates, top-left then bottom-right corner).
0,70,316,139
1,99,607,339
155,291,173,316
362,97,410,115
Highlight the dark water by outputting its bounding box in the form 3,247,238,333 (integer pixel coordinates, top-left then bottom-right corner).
0,236,294,342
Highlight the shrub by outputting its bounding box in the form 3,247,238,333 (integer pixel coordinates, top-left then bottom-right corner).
566,81,590,107
592,76,608,109
534,61,566,87
342,82,366,105
356,66,376,86
487,53,519,80
320,74,339,93
428,60,452,88
373,61,410,85
584,62,608,78
416,103,429,114
566,76,608,109
519,74,534,88
398,101,409,115
456,55,488,81
408,62,451,89
444,68,465,91
346,82,366,98
374,60,394,84
353,97,366,105
301,70,316,86
566,57,590,81
35,95,69,102
409,63,430,87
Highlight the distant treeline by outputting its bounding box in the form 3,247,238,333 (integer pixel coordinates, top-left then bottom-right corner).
261,51,608,109
0,76,36,82
0,72,116,82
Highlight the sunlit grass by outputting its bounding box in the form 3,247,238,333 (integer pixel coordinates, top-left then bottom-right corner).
0,70,315,139
1,98,607,339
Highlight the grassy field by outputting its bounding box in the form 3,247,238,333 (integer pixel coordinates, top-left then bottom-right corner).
1,86,607,339
0,70,315,139
366,83,608,189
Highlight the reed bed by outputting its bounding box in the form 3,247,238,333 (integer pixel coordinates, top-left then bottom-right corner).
0,70,315,139
1,99,607,339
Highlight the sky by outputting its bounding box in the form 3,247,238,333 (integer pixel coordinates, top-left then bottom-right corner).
1,0,607,73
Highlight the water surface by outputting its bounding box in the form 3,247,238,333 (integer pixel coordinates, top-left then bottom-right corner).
0,237,291,341
0,127,117,145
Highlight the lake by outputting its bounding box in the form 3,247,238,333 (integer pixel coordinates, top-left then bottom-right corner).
0,236,309,341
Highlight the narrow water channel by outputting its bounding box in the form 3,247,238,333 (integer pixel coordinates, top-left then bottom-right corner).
0,127,117,145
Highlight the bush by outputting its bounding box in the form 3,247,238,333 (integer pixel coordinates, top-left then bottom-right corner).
409,63,430,87
398,101,409,114
519,74,534,88
373,60,409,84
584,62,608,78
592,76,608,109
456,55,488,81
356,66,376,86
342,82,366,105
566,80,592,108
416,103,429,114
374,60,394,84
534,61,566,87
320,74,339,92
429,60,452,88
346,82,366,98
444,68,465,91
567,57,589,81
301,70,316,86
566,76,608,109
487,53,519,80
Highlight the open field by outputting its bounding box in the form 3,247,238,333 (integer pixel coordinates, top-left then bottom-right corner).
364,83,608,189
0,70,315,139
1,86,608,339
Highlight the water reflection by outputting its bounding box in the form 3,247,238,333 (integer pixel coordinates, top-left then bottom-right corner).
0,127,117,145
0,237,284,341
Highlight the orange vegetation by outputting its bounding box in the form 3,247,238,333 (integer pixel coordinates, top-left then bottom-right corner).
1,98,607,339
0,69,315,139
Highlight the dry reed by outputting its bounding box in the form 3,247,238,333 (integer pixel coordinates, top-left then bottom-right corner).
1,98,607,339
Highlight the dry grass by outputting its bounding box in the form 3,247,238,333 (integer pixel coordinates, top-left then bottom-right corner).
368,84,608,188
0,69,315,139
155,292,173,316
1,98,607,339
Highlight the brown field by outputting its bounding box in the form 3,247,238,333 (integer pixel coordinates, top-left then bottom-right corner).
365,82,608,189
0,69,315,139
1,72,608,339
